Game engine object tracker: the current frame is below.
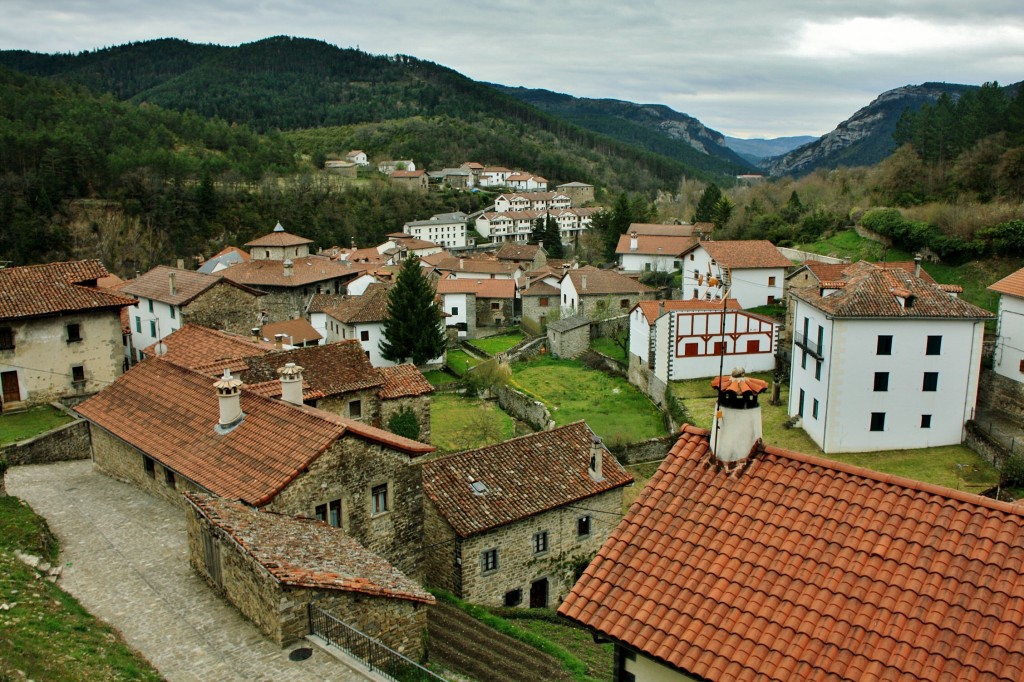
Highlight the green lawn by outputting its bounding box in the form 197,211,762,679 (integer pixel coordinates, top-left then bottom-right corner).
795,229,913,263
446,349,485,377
589,337,627,364
0,496,162,681
430,393,517,452
422,369,460,386
510,356,666,445
468,331,525,356
0,404,74,445
505,614,613,681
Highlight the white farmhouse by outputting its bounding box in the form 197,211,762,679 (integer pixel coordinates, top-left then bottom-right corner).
989,266,1024,384
616,232,697,274
788,262,993,453
678,240,792,309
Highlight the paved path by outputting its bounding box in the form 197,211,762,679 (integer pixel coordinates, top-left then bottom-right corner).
7,460,372,682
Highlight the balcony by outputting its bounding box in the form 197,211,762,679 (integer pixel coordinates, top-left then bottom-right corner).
793,332,824,360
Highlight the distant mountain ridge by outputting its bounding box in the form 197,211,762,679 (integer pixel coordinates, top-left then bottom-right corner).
723,136,818,164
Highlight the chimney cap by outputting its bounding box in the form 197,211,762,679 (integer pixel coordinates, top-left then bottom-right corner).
214,369,243,391
277,362,304,377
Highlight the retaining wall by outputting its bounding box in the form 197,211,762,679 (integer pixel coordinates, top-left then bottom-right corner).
609,435,677,465
2,418,91,466
494,384,554,431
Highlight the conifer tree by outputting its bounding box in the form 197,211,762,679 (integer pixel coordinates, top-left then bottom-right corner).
693,183,722,223
380,255,447,365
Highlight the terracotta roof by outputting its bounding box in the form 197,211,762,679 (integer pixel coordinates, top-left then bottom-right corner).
310,284,392,324
628,223,699,237
436,278,516,299
683,240,794,269
377,364,434,399
565,268,653,295
423,421,633,538
633,298,741,324
560,424,1024,681
495,243,544,261
390,170,426,178
241,341,383,396
261,318,322,345
791,261,849,282
219,256,358,287
522,281,560,297
122,265,264,306
495,192,568,203
244,226,314,248
793,265,994,319
0,260,137,321
430,257,522,277
185,493,433,603
142,324,275,370
212,245,251,261
345,247,387,263
875,261,937,283
244,378,325,401
989,266,1024,298
615,234,696,257
288,402,434,455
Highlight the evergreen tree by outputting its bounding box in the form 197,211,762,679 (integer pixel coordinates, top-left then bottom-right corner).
693,183,722,222
531,213,564,258
380,255,447,365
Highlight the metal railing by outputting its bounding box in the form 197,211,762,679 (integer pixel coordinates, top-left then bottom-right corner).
308,604,447,682
793,332,824,359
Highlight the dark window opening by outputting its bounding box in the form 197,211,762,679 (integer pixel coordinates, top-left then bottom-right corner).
923,372,939,392
577,516,591,537
66,323,82,343
372,484,388,515
349,399,362,419
360,330,370,342
873,372,889,391
482,548,499,573
164,468,176,488
877,335,893,355
921,414,932,428
926,335,942,355
71,365,86,386
533,531,549,554
504,589,522,607
0,327,13,350
143,456,155,478
870,412,886,432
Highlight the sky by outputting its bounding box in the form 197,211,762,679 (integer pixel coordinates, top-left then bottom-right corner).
3,1,1023,139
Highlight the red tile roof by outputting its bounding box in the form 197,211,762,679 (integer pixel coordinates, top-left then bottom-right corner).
308,284,392,324
628,223,701,237
522,281,561,297
185,493,433,603
495,243,544,261
565,267,653,295
633,299,741,324
560,424,1024,681
390,170,426,178
261,318,322,345
436,277,516,299
121,265,264,306
989,267,1024,298
423,421,633,538
219,256,359,287
430,257,522,277
241,341,383,396
377,364,434,399
615,234,696,256
244,227,314,248
0,260,137,321
142,324,275,370
75,360,431,506
684,240,794,269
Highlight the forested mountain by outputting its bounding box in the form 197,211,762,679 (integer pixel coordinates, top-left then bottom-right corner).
492,85,753,175
723,135,818,164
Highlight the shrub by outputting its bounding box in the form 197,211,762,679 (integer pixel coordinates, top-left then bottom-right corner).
1000,454,1024,488
387,407,420,441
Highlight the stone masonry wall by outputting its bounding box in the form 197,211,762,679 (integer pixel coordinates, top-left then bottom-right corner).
609,435,676,465
183,283,264,336
976,369,1024,424
378,395,432,444
317,388,381,424
423,498,461,595
628,353,669,409
90,426,207,508
457,488,625,608
2,418,91,466
549,325,590,359
494,384,553,431
475,298,515,328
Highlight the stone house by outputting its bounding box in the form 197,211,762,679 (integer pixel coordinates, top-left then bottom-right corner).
436,277,517,337
546,316,592,359
422,422,633,609
521,281,561,332
75,359,434,577
389,170,429,191
260,318,323,347
559,267,656,320
185,492,433,654
555,182,595,205
0,260,137,410
495,242,548,270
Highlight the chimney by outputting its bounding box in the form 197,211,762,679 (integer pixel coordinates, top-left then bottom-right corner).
658,300,665,317
283,259,294,277
459,258,465,269
214,370,244,431
581,275,588,291
176,258,185,270
629,231,638,251
274,333,286,349
251,327,261,342
914,254,922,278
709,368,769,468
588,432,604,481
168,271,177,296
277,362,304,405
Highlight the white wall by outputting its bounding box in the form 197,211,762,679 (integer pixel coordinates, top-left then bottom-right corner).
625,650,702,682
621,253,679,273
994,294,1024,383
629,309,651,363
665,310,777,380
128,298,179,362
443,293,470,338
679,246,784,309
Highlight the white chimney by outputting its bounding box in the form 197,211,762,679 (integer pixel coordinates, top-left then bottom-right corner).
274,333,286,349
629,231,638,251
459,258,465,269
214,369,244,431
581,275,588,291
277,362,304,405
283,259,294,277
168,271,177,296
176,258,185,270
709,368,768,468
251,327,261,342
914,254,922,278
588,432,604,481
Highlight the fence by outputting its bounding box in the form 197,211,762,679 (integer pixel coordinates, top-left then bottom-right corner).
308,604,447,682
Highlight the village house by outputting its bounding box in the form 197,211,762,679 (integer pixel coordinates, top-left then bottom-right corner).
322,159,358,177
987,266,1024,394
627,222,708,238
520,280,562,332
388,169,429,191
628,299,777,385
559,267,656,319
422,422,633,609
475,208,600,245
560,371,1024,681
554,181,595,205
678,240,792,309
427,168,472,189
478,166,514,187
260,318,322,347
616,232,697,274
789,262,992,453
436,277,517,338
345,150,368,165
75,358,434,578
494,242,548,270
403,212,470,248
0,260,136,410
377,159,416,174
424,255,525,286
493,192,571,213
185,493,433,655
382,233,445,260
197,245,250,274
546,316,593,359
505,173,548,192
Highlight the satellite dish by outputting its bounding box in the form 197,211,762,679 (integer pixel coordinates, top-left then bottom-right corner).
154,342,168,357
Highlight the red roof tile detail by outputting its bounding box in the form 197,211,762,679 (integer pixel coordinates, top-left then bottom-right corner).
377,364,433,399
261,318,322,345
436,278,516,299
241,341,383,396
989,267,1024,298
0,260,137,320
684,240,793,269
308,284,392,324
615,234,696,257
495,243,544,261
244,229,314,248
143,324,275,369
121,265,263,306
559,424,1024,681
565,268,653,295
628,223,701,237
634,299,741,324
423,421,633,537
185,493,433,603
522,281,561,297
220,256,359,287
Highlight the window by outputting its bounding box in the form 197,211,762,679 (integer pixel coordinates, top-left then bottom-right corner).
814,361,822,381
66,323,82,343
481,548,499,573
801,350,807,370
533,531,549,554
692,288,698,299
713,341,726,355
812,399,819,419
135,316,141,333
922,372,938,391
360,330,370,342
921,414,932,428
147,299,154,313
798,389,805,417
873,372,889,392
767,296,776,304
746,339,759,353
491,302,500,310
349,400,362,419
150,320,157,337
926,335,942,355
539,297,549,307
165,468,176,488
451,306,459,316
577,516,591,537
71,365,85,386
169,306,176,319
870,412,886,432
504,589,523,607
0,327,13,351
683,342,698,357
877,335,893,355
143,456,155,478
620,298,629,309
316,499,343,527
768,276,777,286
371,484,389,515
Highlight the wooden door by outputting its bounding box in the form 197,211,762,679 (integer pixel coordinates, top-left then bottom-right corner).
529,578,548,609
1,371,19,405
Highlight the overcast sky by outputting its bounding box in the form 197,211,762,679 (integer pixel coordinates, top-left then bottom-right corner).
3,1,1022,138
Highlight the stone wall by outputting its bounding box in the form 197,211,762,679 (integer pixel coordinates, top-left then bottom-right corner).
964,421,1009,469
423,498,461,595
475,298,515,328
976,370,1024,424
548,325,590,359
90,426,207,507
494,384,553,431
610,435,676,465
379,395,432,444
503,336,547,365
317,388,381,424
628,353,669,408
184,283,265,337
2,418,91,466
521,297,557,329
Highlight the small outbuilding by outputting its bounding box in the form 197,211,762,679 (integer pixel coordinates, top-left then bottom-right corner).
546,315,591,359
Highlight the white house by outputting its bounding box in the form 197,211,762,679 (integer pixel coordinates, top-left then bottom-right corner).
377,159,416,174
403,212,469,249
678,240,792,309
789,262,993,453
616,232,697,274
478,167,514,187
475,208,600,244
493,193,570,213
989,267,1024,384
559,267,655,319
505,173,548,191
345,150,369,165
629,299,777,381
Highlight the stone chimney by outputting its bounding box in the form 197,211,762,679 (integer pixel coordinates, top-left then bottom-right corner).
629,231,638,251
214,370,244,432
914,254,922,278
168,271,177,296
274,333,286,350
176,258,185,270
709,368,769,468
277,362,304,405
251,327,261,342
588,432,604,481
283,259,294,277
581,274,588,291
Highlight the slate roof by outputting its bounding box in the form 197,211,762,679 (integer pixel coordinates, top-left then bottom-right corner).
683,240,793,269
377,364,434,399
615,234,696,257
241,341,383,396
142,324,274,372
423,421,633,538
436,278,516,299
0,260,138,321
185,493,433,603
220,256,359,287
547,315,591,332
633,299,741,324
559,423,1024,682
989,266,1024,298
261,318,322,345
792,265,994,320
75,360,432,506
564,267,653,295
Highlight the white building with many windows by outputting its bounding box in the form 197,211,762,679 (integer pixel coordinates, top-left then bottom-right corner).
678,240,792,309
788,262,993,453
402,212,469,248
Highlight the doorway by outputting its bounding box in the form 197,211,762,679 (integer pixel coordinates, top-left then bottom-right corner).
529,577,548,608
1,371,20,407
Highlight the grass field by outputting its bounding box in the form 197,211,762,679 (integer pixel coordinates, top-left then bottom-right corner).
422,369,460,386
430,393,517,452
589,337,627,363
0,405,74,445
468,331,525,356
446,349,485,376
505,613,613,680
510,356,666,444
